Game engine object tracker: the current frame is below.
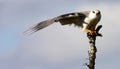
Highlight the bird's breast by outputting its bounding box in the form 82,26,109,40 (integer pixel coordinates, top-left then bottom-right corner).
83,16,100,30
84,16,100,25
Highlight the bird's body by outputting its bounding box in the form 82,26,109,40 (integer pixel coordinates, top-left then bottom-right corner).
27,10,101,34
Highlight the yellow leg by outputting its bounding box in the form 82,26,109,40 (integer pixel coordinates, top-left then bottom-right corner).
84,29,96,35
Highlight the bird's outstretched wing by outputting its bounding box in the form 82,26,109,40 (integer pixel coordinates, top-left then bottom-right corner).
26,12,88,33
30,18,56,32
58,12,86,26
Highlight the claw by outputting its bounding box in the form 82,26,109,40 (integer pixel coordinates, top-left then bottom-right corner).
88,30,97,35
84,29,97,35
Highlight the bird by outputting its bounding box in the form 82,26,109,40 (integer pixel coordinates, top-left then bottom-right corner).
26,10,101,34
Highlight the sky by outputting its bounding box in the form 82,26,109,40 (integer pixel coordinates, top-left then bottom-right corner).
0,0,120,69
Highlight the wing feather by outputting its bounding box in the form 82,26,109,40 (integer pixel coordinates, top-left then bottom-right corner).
25,11,89,34
57,12,86,26
31,19,55,32
24,18,57,34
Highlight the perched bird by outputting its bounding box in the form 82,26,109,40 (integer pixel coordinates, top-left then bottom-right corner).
26,10,101,34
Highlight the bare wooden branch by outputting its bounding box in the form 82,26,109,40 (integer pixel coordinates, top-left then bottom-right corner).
86,25,102,69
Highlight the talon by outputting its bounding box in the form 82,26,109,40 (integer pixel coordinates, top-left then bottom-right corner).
84,29,97,35
88,30,97,35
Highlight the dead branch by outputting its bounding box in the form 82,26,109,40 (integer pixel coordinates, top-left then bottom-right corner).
86,25,102,69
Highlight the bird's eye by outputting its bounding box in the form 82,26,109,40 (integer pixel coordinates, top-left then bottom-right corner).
92,11,95,13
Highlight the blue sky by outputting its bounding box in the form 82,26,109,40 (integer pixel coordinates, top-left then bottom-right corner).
0,0,120,69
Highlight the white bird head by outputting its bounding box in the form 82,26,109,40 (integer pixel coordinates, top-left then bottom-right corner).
89,10,101,19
